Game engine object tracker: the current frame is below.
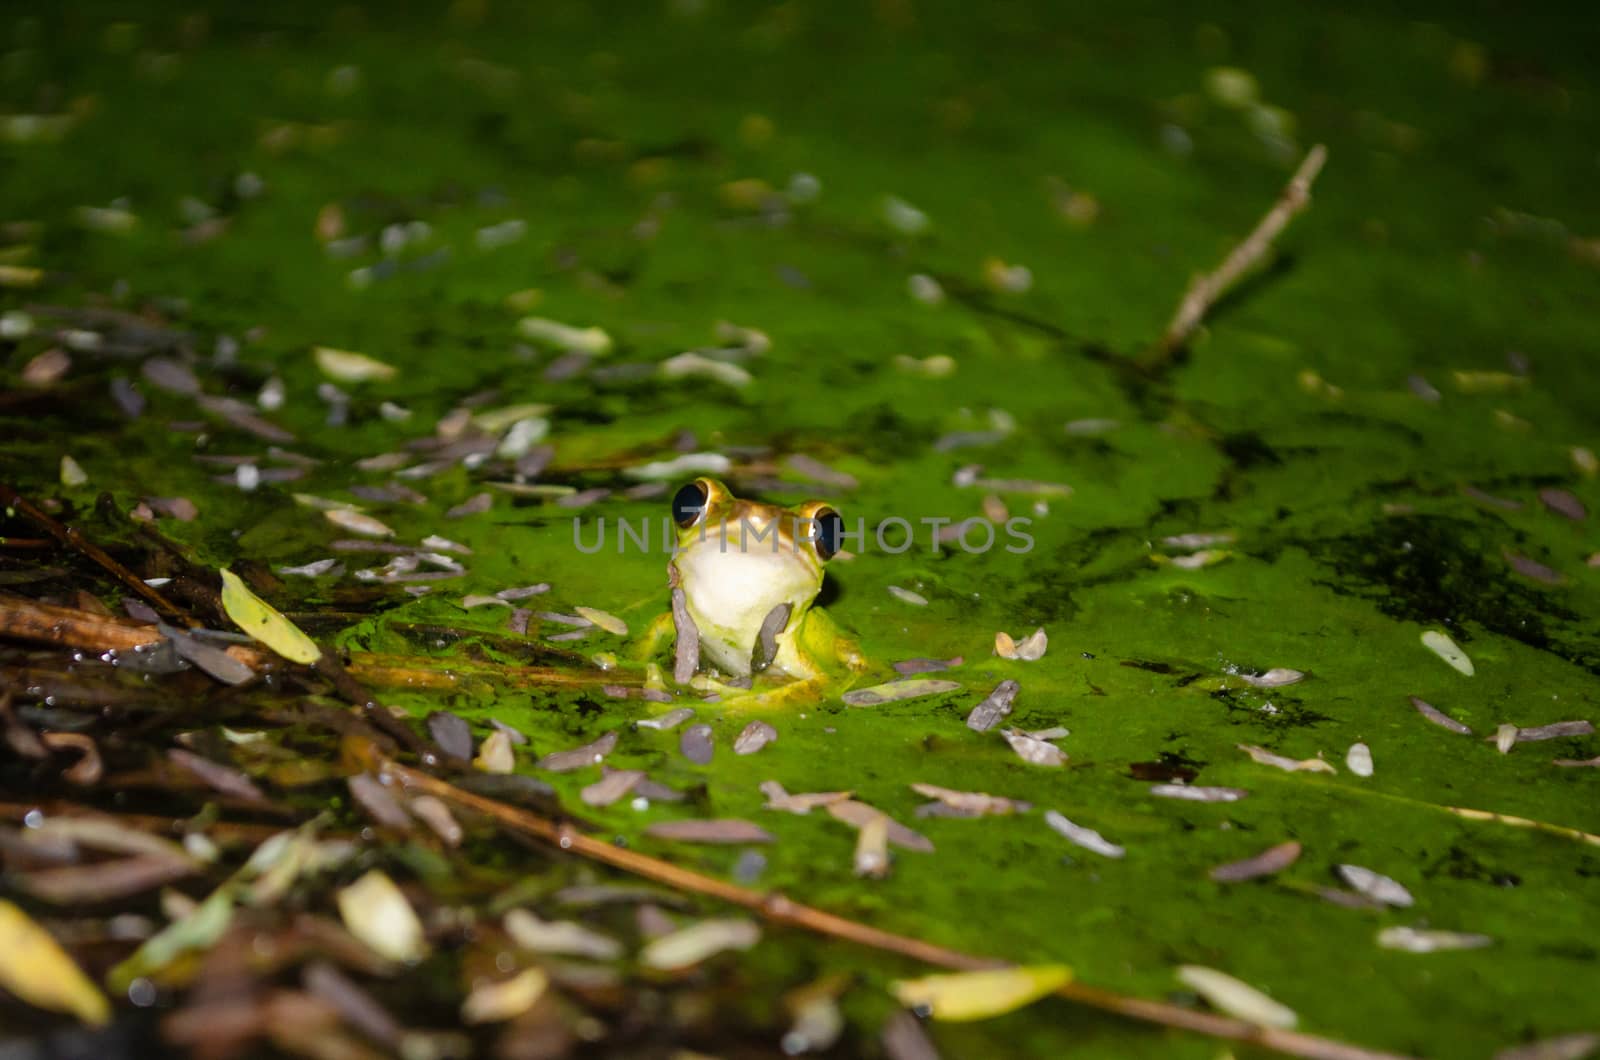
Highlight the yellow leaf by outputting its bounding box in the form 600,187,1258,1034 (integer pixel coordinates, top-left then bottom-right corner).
337,870,428,963
0,900,111,1025
313,346,397,383
892,964,1070,1022
219,568,321,664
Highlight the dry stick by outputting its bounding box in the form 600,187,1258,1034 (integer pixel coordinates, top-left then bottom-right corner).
384,760,1409,1060
0,482,197,627
1147,144,1328,366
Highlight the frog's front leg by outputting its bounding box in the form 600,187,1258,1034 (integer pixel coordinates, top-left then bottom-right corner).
632,610,678,665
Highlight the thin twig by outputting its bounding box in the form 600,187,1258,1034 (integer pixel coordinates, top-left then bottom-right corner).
1147,145,1328,366
383,758,1410,1060
0,482,197,626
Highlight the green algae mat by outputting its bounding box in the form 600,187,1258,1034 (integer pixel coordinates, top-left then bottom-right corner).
2,3,1598,1058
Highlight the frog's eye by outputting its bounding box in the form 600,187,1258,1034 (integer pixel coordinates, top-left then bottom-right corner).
812,507,844,561
672,480,710,529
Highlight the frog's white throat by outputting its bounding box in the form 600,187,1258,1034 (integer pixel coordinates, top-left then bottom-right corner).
674,541,819,677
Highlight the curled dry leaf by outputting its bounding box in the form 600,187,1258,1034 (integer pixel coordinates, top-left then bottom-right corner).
1238,744,1336,774
475,729,516,774
1209,841,1301,883
639,918,760,971
1003,728,1066,767
995,627,1048,661
1177,965,1297,1029
842,679,962,707
966,679,1019,733
41,732,102,785
1421,630,1474,676
461,967,548,1025
1377,926,1493,953
537,730,617,772
644,819,775,844
1044,811,1124,859
1336,864,1414,907
734,721,778,755
337,870,428,963
1410,695,1473,735
0,900,111,1025
892,964,1071,1022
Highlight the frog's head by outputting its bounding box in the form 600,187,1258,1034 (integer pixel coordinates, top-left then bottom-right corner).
667,477,843,677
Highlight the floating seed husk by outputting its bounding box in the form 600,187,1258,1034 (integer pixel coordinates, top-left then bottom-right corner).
853,815,891,878
474,730,515,774
894,656,963,675
408,796,462,846
639,918,760,971
888,585,929,606
965,679,1019,733
1336,864,1414,907
911,782,1029,816
892,965,1072,1023
337,870,427,963
638,707,695,731
427,712,474,761
843,679,962,707
571,607,626,635
461,967,548,1025
882,1009,942,1060
1553,756,1600,769
580,768,644,807
1236,667,1304,688
1149,784,1249,803
995,627,1048,661
680,723,714,764
348,773,412,831
1346,742,1374,777
827,800,934,852
314,346,397,383
760,781,852,814
1376,926,1492,953
160,623,254,685
1538,488,1587,521
1238,744,1336,774
644,819,774,844
1494,723,1519,754
1505,550,1566,585
1176,965,1297,1029
323,508,396,539
1002,728,1066,767
446,492,492,518
538,731,617,772
167,748,266,803
10,854,197,905
1161,531,1236,549
461,594,510,609
670,588,700,683
1044,811,1123,858
1209,841,1301,882
1410,695,1473,734
1421,630,1474,676
504,909,621,960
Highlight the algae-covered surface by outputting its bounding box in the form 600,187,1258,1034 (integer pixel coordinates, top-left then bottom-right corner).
2,2,1599,1057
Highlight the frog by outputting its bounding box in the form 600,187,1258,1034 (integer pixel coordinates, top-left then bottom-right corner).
654,477,866,696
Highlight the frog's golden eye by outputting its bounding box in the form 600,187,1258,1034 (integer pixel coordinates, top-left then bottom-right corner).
813,508,844,561
671,479,711,529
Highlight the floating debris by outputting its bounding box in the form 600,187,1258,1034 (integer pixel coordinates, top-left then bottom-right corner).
313,346,397,383
461,967,548,1025
1336,864,1414,907
1209,841,1301,882
907,273,945,305
680,724,715,764
574,606,627,635
504,909,621,961
853,815,891,878
882,196,930,235
734,721,778,755
348,773,412,831
337,870,427,963
888,585,929,606
323,508,396,539
1538,488,1588,521
538,731,617,772
1512,720,1596,742
842,679,962,707
1492,1032,1600,1060
752,603,790,673
447,493,492,518
461,594,510,610
911,782,1029,817
1044,811,1123,858
1422,630,1474,676
581,768,645,807
624,451,732,481
827,801,934,852
995,627,1048,661
639,918,760,971
0,900,111,1026
1346,742,1374,777
1493,723,1519,754
1161,531,1237,549
427,712,473,761
1505,550,1566,586
1003,728,1067,767
1176,965,1296,1029
638,708,695,731
783,453,858,489
894,656,963,675
1553,756,1600,769
408,796,462,846
59,454,87,486
1238,744,1336,774
965,679,1020,733
517,316,612,356
661,351,753,388
218,569,320,664
1236,668,1304,688
644,819,774,844
1410,696,1473,735
474,730,515,774
882,1010,941,1060
1377,926,1492,953
760,781,852,814
893,965,1071,1023
1149,784,1249,803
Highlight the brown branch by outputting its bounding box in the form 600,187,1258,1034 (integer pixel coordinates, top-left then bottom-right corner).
1147,145,1328,366
0,482,198,626
383,758,1411,1060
